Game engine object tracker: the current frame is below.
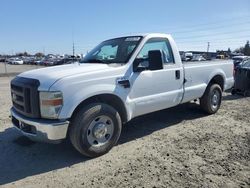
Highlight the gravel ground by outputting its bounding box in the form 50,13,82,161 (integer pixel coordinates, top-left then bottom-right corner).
0,75,249,188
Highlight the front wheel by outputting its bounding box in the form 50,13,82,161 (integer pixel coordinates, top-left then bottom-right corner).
69,103,122,158
200,84,222,114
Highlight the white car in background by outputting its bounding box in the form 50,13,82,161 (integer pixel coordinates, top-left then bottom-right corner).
192,54,206,61
8,58,24,65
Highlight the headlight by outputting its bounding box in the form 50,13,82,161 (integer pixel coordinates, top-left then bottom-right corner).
39,91,63,119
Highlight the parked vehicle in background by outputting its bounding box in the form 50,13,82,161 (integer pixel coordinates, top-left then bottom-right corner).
37,57,54,66
0,57,7,62
192,54,206,61
241,58,250,69
54,58,70,65
180,52,193,61
54,57,80,65
7,58,15,64
34,58,44,65
216,54,225,59
43,59,54,66
232,58,250,96
232,56,249,70
10,33,234,157
23,57,36,65
7,58,24,65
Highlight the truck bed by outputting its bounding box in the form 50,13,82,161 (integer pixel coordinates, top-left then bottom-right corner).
183,59,232,65
182,59,234,103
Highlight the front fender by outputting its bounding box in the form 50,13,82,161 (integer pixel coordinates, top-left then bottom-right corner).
59,84,114,119
57,84,128,120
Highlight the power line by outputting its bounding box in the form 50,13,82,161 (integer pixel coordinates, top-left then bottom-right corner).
163,14,250,31
170,21,250,35
179,41,246,48
175,34,250,43
75,35,250,49
72,16,250,54
77,33,249,48
174,29,250,40
178,40,250,46
177,35,250,44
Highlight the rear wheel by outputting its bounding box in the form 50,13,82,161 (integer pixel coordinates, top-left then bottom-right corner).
200,84,222,114
69,103,122,158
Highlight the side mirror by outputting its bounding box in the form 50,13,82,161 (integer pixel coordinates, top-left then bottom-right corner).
148,50,164,71
133,58,147,72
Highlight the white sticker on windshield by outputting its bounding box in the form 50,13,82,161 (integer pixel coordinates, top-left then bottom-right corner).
125,37,141,42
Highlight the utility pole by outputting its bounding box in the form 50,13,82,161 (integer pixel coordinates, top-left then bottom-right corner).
73,41,75,59
207,42,210,59
72,28,75,59
4,60,7,74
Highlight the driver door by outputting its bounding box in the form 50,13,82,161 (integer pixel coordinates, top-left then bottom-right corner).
128,37,184,117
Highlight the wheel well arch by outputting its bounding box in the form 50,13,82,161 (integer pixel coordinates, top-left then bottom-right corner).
208,75,225,91
70,94,128,124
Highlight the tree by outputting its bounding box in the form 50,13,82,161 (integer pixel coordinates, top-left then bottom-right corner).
35,52,45,57
234,47,244,54
244,41,250,56
16,52,29,56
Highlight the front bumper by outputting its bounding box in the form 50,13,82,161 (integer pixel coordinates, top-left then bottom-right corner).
11,108,69,143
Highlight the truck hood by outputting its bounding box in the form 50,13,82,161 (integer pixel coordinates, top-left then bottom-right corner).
18,63,111,90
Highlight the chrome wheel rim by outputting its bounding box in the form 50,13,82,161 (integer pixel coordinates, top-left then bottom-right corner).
86,115,114,147
211,89,220,110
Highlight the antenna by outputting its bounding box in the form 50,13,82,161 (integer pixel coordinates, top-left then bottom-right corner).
72,28,75,59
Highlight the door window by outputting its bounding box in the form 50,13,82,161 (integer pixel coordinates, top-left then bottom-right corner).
135,38,175,65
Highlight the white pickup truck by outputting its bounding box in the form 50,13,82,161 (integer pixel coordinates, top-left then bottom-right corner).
10,33,234,157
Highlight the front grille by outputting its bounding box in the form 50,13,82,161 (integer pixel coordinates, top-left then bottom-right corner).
11,77,40,118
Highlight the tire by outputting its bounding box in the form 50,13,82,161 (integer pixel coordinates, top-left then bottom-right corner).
69,103,122,158
200,84,222,114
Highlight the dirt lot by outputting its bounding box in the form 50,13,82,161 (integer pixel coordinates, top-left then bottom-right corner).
0,72,249,187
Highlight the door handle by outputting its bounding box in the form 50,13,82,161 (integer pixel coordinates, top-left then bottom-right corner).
175,70,180,80
118,80,130,88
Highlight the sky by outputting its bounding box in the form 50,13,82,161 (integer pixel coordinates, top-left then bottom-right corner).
0,0,250,55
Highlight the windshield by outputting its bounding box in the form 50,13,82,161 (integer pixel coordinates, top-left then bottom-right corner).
80,36,142,64
242,59,250,68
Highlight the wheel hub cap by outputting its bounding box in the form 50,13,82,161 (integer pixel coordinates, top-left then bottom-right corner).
85,115,114,147
93,123,108,139
212,94,218,104
211,90,220,110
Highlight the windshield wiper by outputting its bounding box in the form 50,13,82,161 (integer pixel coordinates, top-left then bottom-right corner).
82,59,106,64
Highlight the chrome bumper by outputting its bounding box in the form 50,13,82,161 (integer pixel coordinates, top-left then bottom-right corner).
11,108,69,143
